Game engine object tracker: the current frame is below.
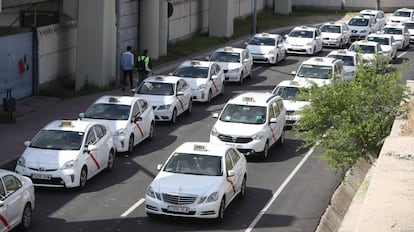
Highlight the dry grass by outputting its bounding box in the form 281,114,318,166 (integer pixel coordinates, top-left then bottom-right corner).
401,97,414,136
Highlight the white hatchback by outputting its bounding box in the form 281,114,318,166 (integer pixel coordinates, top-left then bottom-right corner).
210,92,286,159
79,95,155,154
145,142,247,221
245,32,286,65
0,169,35,231
320,22,352,48
15,120,116,188
285,26,323,55
208,47,253,85
326,49,360,78
348,40,385,63
173,60,225,103
347,15,378,40
134,75,192,124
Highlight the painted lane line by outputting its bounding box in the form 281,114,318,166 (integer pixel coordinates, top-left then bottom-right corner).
245,146,315,232
121,198,145,217
252,66,261,72
397,51,408,58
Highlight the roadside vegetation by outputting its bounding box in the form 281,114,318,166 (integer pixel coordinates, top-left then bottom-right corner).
294,56,410,173
40,8,349,98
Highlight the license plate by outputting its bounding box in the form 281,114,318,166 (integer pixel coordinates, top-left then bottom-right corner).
168,205,190,213
32,173,52,180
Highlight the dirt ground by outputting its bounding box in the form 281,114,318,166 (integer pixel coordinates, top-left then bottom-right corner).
402,98,414,136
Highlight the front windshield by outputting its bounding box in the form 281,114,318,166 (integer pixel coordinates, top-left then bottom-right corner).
327,54,355,66
163,153,222,176
273,86,308,101
136,81,175,96
348,18,369,26
383,27,403,35
174,66,209,78
320,25,341,33
85,103,130,120
394,11,411,17
297,64,333,79
210,51,240,63
403,22,414,29
367,36,390,45
248,37,275,46
349,44,376,54
219,104,267,124
289,30,314,38
30,130,83,150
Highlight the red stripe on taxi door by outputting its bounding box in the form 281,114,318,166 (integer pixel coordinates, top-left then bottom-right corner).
176,97,184,110
135,122,144,138
226,178,236,194
88,152,100,169
268,125,277,142
0,214,10,229
211,81,218,92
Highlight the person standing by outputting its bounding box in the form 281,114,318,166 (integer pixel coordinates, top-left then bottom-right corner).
121,45,135,91
136,49,152,85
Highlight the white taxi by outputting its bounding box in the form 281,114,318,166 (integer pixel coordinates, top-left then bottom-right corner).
15,120,116,188
319,22,351,48
366,33,397,59
326,49,360,78
272,80,311,126
133,75,192,124
348,40,385,62
382,24,410,50
359,9,386,30
208,47,253,85
245,32,286,65
285,26,323,55
347,15,378,40
210,92,286,159
387,8,414,24
145,142,247,221
402,20,414,43
172,60,225,103
292,57,345,87
79,96,155,154
0,169,35,231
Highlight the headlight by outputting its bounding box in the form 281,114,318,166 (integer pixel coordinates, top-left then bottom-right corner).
198,196,207,204
158,104,171,110
211,127,219,137
114,128,126,136
146,186,155,198
61,160,78,170
228,68,240,73
252,132,264,140
206,192,219,202
17,157,26,167
197,84,206,90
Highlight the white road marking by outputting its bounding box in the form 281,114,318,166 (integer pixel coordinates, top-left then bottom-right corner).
253,66,261,72
245,146,315,232
121,198,145,217
397,51,408,58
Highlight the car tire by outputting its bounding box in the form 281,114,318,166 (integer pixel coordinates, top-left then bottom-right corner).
239,72,244,85
148,122,155,140
215,197,225,222
277,129,285,146
262,141,269,159
146,212,156,219
18,203,32,231
239,176,247,198
207,90,212,103
171,108,177,124
186,100,192,114
106,150,115,171
128,135,134,154
79,166,87,188
339,39,343,48
248,68,253,79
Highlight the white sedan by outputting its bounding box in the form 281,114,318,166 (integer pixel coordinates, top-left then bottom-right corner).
366,33,398,59
145,142,247,222
319,22,351,48
245,32,286,65
15,120,116,188
0,169,35,231
208,47,253,85
134,75,192,124
173,60,225,103
79,95,155,154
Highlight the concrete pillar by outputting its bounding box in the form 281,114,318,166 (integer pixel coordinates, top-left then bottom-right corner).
159,0,168,57
62,0,78,19
140,0,160,59
76,0,116,90
274,0,291,14
209,0,233,37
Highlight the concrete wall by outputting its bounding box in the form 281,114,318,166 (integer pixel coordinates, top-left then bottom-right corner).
292,0,414,11
37,20,77,85
119,0,139,51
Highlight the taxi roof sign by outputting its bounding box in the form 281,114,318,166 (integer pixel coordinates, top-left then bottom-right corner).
224,47,233,51
242,96,255,102
108,97,119,103
155,76,164,80
194,144,207,151
60,120,73,127
191,60,201,66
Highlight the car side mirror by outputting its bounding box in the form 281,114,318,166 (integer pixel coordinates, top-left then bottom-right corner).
24,141,30,147
243,58,249,63
284,34,288,38
269,118,277,124
0,201,4,207
211,74,218,79
177,91,184,96
227,170,235,177
87,144,98,152
213,113,219,118
168,72,173,76
130,88,136,93
157,164,163,171
133,115,142,122
78,112,85,119
205,56,210,61
291,71,297,76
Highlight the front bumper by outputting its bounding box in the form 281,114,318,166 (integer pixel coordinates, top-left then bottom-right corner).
191,89,208,102
210,134,265,155
15,165,80,188
153,109,173,121
350,33,368,40
286,44,313,55
223,72,241,82
251,53,276,64
322,39,341,47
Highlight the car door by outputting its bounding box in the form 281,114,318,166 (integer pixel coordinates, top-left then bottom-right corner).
277,37,286,61
93,125,110,171
343,24,351,43
176,79,191,115
224,153,236,203
84,128,100,176
315,29,323,51
0,175,23,230
228,149,244,195
209,64,221,97
137,99,152,139
130,101,145,144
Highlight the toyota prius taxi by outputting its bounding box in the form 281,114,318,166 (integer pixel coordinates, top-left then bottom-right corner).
145,142,247,222
15,120,116,188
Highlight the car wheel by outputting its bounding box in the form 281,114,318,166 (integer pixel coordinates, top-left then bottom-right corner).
148,122,155,140
312,46,316,55
146,212,156,219
18,203,32,230
171,108,177,124
207,90,212,103
239,72,244,85
339,39,343,48
263,141,269,159
186,100,192,114
215,197,225,222
273,55,278,65
128,135,134,154
79,166,87,188
239,176,246,198
106,150,115,171
277,129,285,146
248,68,253,79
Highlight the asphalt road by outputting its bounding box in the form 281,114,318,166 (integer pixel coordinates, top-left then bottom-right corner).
13,45,414,232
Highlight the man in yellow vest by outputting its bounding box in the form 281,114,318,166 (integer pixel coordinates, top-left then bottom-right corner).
136,49,152,86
